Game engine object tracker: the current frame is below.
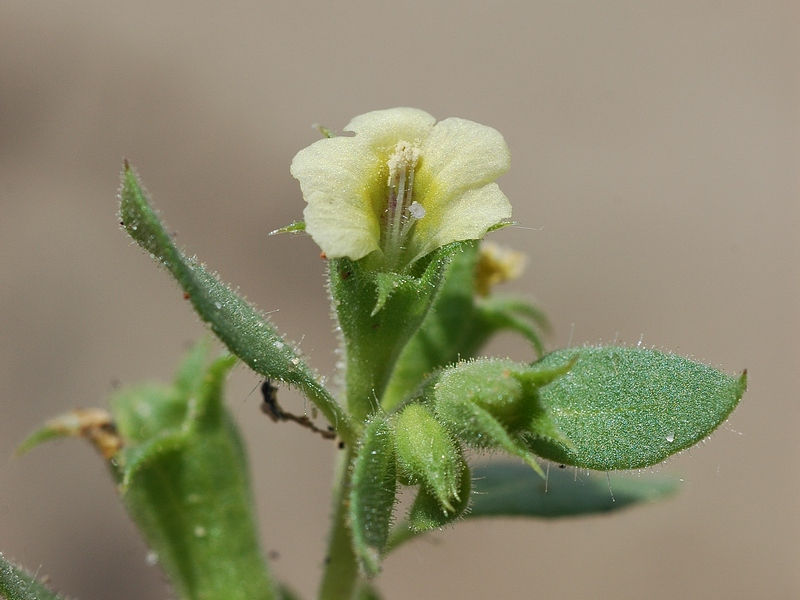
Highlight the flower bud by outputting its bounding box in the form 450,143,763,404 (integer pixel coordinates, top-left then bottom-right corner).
407,454,471,533
393,403,463,512
349,414,397,577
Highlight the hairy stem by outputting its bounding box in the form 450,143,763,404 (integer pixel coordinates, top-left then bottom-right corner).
318,445,359,600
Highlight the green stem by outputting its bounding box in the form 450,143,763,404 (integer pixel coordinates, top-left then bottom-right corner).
318,445,360,600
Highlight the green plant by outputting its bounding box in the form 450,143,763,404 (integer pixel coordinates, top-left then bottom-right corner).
3,108,746,600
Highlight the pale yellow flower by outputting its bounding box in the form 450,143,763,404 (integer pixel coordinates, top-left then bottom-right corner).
291,108,512,271
474,242,527,297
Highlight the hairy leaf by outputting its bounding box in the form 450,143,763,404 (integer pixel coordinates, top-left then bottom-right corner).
119,164,353,443
0,554,66,600
387,462,679,551
527,346,747,470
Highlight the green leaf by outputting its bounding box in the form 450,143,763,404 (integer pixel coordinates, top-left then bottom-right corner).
349,415,397,577
111,343,277,600
469,461,679,518
329,242,465,420
473,296,548,356
0,554,66,600
527,346,747,470
381,243,548,412
386,462,679,551
119,164,353,444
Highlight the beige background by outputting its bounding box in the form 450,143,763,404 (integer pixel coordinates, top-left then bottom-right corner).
1,2,798,599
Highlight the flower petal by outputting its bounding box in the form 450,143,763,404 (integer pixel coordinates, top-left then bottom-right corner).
344,108,436,150
416,117,511,205
408,183,512,263
292,108,437,261
302,190,378,260
291,108,513,268
292,136,383,260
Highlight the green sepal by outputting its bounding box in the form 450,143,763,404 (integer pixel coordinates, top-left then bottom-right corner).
469,462,679,519
349,415,398,578
435,389,546,477
0,553,67,600
393,404,464,512
527,346,748,470
406,454,471,533
268,221,306,236
372,272,405,316
328,242,466,420
110,343,277,600
17,407,124,478
429,358,576,477
381,242,548,412
487,220,515,233
111,341,210,446
119,164,353,443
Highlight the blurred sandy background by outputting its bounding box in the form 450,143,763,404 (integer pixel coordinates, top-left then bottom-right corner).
1,2,798,599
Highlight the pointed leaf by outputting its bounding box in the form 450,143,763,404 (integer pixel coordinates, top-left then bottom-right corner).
473,296,549,356
268,221,306,235
528,346,747,470
0,554,66,600
119,164,352,443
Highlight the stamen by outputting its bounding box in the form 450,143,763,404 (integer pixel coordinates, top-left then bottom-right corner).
384,141,422,268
